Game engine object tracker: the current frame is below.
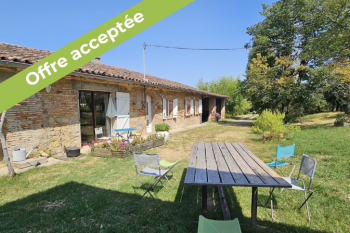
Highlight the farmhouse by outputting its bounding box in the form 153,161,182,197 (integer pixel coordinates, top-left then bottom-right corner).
0,43,227,156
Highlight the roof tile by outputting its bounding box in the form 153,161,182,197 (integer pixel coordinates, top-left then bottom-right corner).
0,42,228,98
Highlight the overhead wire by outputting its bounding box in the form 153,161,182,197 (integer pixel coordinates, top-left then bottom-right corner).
144,42,295,51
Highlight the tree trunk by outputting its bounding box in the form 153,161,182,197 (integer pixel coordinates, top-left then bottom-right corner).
346,87,350,115
0,111,15,177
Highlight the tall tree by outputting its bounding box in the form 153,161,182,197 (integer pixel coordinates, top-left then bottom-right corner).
245,0,350,114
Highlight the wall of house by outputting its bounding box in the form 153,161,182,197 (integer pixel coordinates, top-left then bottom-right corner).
0,67,224,157
0,68,80,156
118,83,203,135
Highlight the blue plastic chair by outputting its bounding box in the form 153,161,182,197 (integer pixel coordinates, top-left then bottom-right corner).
266,144,296,177
266,144,296,221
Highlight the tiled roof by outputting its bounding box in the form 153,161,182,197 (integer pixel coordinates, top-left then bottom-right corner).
0,43,228,98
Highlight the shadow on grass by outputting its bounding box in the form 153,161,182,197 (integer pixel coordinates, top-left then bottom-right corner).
214,121,253,127
0,168,329,233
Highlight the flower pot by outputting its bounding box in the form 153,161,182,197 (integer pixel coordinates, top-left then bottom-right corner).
91,148,113,157
111,150,132,158
156,131,169,142
153,138,165,147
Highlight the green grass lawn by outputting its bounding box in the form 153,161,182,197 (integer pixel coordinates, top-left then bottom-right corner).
0,113,349,232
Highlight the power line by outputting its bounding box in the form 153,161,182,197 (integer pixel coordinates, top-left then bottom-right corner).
144,43,294,51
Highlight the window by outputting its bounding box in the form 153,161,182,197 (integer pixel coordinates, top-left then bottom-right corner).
163,98,170,119
195,100,199,114
187,99,191,114
173,99,178,118
190,99,194,115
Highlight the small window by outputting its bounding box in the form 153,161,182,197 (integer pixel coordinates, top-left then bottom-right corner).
163,98,170,119
187,99,191,114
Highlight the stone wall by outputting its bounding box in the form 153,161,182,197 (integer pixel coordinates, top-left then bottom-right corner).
1,69,80,156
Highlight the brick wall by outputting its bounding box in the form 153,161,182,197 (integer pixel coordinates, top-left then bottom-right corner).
1,67,225,155
2,73,80,156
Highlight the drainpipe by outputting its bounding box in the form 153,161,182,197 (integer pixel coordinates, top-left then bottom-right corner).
144,85,146,109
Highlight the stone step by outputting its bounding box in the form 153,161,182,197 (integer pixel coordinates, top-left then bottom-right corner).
13,157,48,169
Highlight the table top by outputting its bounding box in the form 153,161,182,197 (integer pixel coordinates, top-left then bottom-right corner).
184,142,292,188
114,128,137,132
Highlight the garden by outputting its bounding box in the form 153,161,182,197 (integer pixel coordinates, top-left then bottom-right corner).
0,112,349,232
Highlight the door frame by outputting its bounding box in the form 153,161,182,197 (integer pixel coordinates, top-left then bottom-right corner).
79,90,110,145
146,96,152,133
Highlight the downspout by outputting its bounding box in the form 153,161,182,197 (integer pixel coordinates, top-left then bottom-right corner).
144,85,146,109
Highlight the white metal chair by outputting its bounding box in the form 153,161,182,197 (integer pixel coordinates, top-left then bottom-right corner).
134,152,176,202
94,127,110,141
266,154,317,221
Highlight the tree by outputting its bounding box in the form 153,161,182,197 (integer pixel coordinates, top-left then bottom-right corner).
327,60,350,113
196,76,251,116
245,53,308,113
0,111,15,177
245,0,350,114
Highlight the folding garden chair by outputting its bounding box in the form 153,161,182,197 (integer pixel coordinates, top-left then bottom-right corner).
94,127,110,141
134,152,176,203
160,159,178,187
197,215,242,233
266,144,296,177
266,154,317,221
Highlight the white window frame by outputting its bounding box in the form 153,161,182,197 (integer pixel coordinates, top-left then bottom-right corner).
190,99,194,115
163,98,170,119
173,99,178,118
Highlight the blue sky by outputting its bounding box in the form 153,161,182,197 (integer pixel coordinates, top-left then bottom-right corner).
1,0,274,88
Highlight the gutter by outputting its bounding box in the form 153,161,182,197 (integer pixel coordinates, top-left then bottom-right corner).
0,60,228,98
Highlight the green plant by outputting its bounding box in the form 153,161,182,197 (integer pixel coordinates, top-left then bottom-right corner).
148,134,164,140
253,109,300,140
155,123,170,132
334,113,348,126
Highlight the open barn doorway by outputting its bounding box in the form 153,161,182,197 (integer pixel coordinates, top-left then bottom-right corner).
202,97,209,122
216,98,222,115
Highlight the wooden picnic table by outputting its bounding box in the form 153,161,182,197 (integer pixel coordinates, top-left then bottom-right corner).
184,142,292,228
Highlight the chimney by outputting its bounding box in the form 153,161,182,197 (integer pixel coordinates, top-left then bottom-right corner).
95,57,101,64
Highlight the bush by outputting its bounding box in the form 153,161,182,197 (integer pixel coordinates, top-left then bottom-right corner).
334,114,349,126
155,123,170,132
253,109,300,140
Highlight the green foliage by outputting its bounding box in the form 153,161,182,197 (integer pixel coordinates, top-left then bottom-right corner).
334,113,349,126
197,76,251,116
253,109,300,140
155,123,170,132
245,0,350,114
253,110,286,139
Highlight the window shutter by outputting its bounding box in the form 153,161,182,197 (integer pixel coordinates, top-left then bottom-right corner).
173,99,178,118
199,99,202,114
116,92,130,129
185,99,187,114
163,98,167,119
190,99,194,115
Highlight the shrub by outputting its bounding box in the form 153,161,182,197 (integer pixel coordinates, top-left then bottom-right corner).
334,114,349,126
253,109,300,140
155,123,170,132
